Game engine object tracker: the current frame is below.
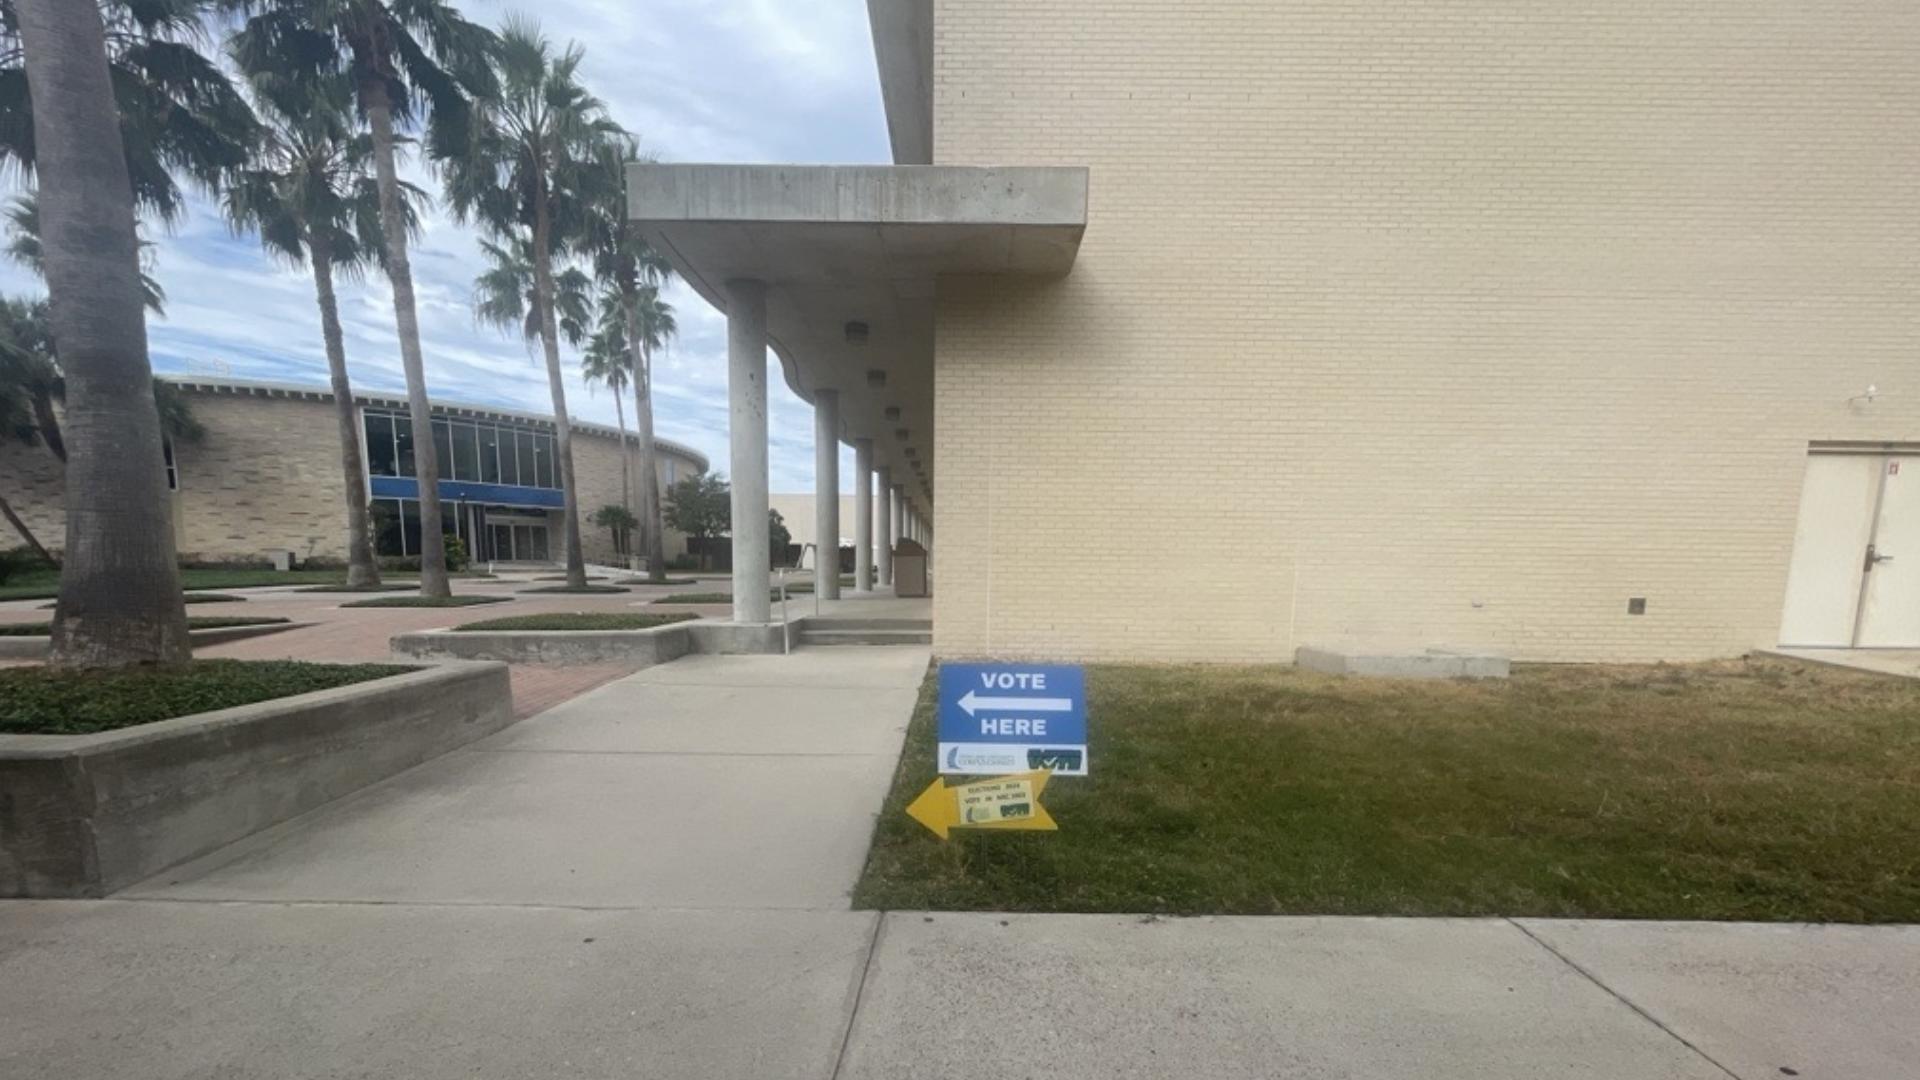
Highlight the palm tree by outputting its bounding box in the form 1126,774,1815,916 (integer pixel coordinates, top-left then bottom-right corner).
471,234,593,349
585,139,677,582
579,324,633,555
444,18,620,587
224,70,420,589
612,283,675,581
225,0,498,599
10,0,189,666
0,0,258,225
6,195,167,313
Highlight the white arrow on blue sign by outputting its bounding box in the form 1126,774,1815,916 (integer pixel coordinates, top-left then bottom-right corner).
937,663,1088,776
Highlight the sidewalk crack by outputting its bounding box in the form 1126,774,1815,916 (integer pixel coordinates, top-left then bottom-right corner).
1507,918,1746,1080
828,913,887,1080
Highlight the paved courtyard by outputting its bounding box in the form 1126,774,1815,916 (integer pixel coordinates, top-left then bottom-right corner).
0,570,738,716
2,642,1916,1078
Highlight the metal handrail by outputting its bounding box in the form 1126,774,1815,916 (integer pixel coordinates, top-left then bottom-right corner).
777,566,791,654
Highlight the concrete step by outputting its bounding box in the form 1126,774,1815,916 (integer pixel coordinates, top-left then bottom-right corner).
798,628,933,647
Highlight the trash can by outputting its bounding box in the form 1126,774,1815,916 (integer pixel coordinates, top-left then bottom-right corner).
270,550,297,572
893,539,928,597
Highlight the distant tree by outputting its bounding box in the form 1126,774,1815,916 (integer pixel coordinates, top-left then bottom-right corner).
590,503,635,558
768,508,791,569
664,471,728,567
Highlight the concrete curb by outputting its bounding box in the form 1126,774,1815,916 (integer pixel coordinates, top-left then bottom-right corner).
0,619,310,659
0,661,513,897
390,618,798,666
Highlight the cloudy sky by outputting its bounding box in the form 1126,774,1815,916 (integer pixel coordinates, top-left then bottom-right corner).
0,0,889,491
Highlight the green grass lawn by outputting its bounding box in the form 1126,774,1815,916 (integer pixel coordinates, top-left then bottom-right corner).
294,583,420,594
339,595,513,608
614,577,699,586
452,612,699,633
0,615,288,636
656,591,736,604
517,584,630,595
853,657,1920,923
0,660,418,735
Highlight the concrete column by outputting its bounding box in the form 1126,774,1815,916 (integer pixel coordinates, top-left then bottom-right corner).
812,389,841,600
876,467,893,587
726,279,770,624
890,484,904,559
853,439,874,594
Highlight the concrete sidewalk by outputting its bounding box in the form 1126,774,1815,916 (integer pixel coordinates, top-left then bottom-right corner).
2,645,1916,1078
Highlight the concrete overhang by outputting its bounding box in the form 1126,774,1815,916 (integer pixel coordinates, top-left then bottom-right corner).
627,163,1089,507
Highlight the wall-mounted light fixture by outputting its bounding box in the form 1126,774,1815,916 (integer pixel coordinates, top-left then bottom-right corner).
844,321,869,346
884,406,901,421
894,428,909,441
866,369,886,388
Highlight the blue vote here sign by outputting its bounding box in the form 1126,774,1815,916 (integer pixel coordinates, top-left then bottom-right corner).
937,663,1088,777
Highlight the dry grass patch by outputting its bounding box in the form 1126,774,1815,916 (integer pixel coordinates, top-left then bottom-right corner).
854,657,1920,922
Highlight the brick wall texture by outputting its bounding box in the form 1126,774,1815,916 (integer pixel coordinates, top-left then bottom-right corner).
0,388,700,569
929,0,1920,662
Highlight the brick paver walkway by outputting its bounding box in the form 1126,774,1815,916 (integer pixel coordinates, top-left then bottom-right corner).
0,572,730,717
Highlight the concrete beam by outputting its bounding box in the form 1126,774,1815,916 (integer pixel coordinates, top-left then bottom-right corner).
866,0,932,165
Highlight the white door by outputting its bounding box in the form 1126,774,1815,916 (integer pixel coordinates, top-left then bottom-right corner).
1856,458,1920,646
1778,454,1879,646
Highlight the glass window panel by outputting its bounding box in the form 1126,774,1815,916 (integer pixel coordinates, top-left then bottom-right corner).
432,419,453,480
395,417,416,477
536,433,556,489
531,525,550,562
453,422,481,483
400,498,421,558
479,424,502,484
372,499,404,556
516,431,535,488
365,413,396,477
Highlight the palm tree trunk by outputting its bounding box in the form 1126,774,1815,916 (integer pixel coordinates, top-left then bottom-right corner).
360,78,450,597
627,306,667,584
17,0,190,667
531,187,587,587
31,388,64,462
610,387,636,569
310,241,381,588
0,490,57,566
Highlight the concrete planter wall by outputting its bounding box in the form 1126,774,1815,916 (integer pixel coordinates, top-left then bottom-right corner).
391,619,792,666
0,620,308,659
0,661,513,898
394,623,695,667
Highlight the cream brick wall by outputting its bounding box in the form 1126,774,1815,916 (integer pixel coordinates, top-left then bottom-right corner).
930,0,1920,662
0,388,704,569
568,427,697,566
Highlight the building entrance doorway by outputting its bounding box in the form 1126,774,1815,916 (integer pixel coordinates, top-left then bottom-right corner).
473,507,552,563
1779,451,1920,647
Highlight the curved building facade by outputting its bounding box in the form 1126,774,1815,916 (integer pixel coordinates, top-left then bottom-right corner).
0,376,708,568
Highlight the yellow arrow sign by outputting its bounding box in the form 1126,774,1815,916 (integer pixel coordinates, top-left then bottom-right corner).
905,769,1057,840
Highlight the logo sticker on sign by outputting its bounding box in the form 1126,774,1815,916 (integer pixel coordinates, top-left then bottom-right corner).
937,663,1088,776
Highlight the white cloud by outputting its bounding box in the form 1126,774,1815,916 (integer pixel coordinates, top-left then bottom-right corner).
0,0,890,494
